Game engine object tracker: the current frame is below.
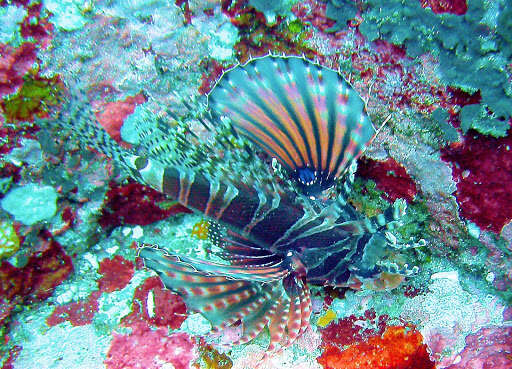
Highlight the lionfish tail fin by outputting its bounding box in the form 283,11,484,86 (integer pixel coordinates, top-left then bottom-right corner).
209,56,376,195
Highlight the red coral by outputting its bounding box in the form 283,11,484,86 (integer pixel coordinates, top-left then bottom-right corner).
420,0,467,15
222,0,317,63
0,239,73,326
318,326,436,369
1,344,21,369
123,276,187,329
98,182,192,228
105,321,196,369
0,43,37,98
46,291,101,327
292,0,336,33
444,327,512,369
94,94,146,143
0,122,39,155
198,58,227,95
19,2,54,48
357,157,418,202
441,133,512,233
98,255,135,293
320,309,389,347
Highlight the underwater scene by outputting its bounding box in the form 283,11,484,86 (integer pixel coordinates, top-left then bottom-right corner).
1,0,512,368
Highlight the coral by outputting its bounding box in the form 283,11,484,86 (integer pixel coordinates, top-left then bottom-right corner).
248,0,297,25
0,42,37,98
444,326,512,368
0,221,20,260
400,271,507,366
97,255,135,293
198,58,226,95
348,178,390,217
199,345,233,369
354,0,512,137
46,290,101,327
222,0,316,63
43,0,90,31
19,2,54,48
191,219,210,240
356,157,418,203
94,94,146,144
105,321,197,369
0,121,39,155
1,71,61,123
0,4,26,45
1,183,58,225
316,309,337,328
41,3,207,100
123,276,187,330
441,132,512,234
0,238,73,326
319,309,388,348
317,326,436,369
324,0,358,32
420,0,468,15
98,182,192,229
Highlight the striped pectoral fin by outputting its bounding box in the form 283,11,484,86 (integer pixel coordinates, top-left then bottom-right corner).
298,278,312,336
283,287,302,347
266,299,291,353
233,289,281,345
209,56,376,194
281,275,311,347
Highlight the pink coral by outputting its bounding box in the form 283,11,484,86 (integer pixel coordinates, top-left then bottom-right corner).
443,327,512,369
46,291,101,327
98,182,192,228
317,326,436,369
123,276,187,330
98,255,135,293
105,321,197,369
94,94,146,143
0,238,73,327
0,43,37,98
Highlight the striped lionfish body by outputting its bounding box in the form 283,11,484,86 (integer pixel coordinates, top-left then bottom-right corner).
51,56,413,355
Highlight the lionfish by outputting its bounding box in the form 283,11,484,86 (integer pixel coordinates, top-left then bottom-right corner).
50,56,417,355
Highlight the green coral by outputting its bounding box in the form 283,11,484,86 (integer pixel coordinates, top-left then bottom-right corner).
349,178,390,217
327,0,512,137
0,220,20,259
1,72,61,123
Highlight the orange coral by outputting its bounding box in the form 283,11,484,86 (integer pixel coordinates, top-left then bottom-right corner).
317,326,436,369
199,345,233,369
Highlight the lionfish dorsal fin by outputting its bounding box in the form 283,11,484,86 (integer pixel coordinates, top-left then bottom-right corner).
209,56,376,195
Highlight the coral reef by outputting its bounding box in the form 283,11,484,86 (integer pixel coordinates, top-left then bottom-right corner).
317,326,435,369
98,182,192,229
441,132,512,234
0,0,511,368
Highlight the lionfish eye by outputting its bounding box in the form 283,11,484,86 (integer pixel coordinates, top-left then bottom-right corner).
297,167,316,185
